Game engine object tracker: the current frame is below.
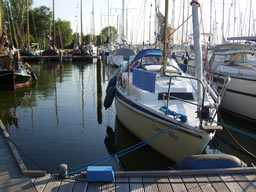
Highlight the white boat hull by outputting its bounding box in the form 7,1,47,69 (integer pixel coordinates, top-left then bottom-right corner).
115,92,212,163
212,74,256,122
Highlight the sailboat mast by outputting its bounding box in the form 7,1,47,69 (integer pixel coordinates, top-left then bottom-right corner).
163,0,169,75
248,0,252,36
191,0,203,105
26,0,30,50
53,0,56,48
80,0,83,44
122,0,125,42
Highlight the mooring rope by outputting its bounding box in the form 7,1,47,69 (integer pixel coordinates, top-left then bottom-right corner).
66,120,185,176
216,113,256,159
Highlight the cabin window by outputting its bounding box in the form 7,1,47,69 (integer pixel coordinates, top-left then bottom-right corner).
141,56,163,65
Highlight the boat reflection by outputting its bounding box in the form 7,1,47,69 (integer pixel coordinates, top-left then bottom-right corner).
0,86,36,133
104,117,174,171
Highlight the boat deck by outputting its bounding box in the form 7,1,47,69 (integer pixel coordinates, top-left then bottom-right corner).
0,119,256,191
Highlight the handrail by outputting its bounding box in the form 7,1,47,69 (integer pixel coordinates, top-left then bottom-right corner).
165,74,217,128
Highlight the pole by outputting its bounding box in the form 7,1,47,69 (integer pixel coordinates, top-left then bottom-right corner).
191,0,203,106
53,0,56,48
26,0,30,50
163,0,169,75
80,0,83,44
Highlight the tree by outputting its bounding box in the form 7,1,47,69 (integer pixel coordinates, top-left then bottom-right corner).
84,34,96,45
55,19,73,48
28,6,52,47
100,26,118,45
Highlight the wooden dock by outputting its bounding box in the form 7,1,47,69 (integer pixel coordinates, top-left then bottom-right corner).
21,55,99,62
0,120,256,191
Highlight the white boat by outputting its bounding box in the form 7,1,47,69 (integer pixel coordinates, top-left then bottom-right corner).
107,47,135,67
104,0,225,163
209,43,256,123
113,48,222,163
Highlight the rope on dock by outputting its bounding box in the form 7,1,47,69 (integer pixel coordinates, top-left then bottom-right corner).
66,121,185,176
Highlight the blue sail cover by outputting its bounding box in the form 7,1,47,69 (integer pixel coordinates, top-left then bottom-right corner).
127,49,163,70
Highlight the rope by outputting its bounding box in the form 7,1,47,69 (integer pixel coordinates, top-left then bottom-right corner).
66,121,185,176
217,113,256,159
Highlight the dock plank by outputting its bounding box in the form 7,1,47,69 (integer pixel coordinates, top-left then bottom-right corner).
244,174,256,191
220,173,243,192
58,178,75,192
142,177,158,192
194,175,215,192
116,177,129,192
73,175,88,192
43,175,61,192
101,183,115,192
207,175,229,192
87,183,101,192
0,177,36,192
129,177,144,192
181,175,202,192
169,176,187,192
33,174,51,192
155,177,173,192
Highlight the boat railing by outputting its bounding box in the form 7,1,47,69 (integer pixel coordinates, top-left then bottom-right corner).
164,74,222,127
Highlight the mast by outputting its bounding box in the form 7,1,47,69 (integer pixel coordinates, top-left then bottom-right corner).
191,0,203,105
122,0,125,42
163,0,169,75
181,0,185,44
248,0,252,36
221,0,225,43
80,0,83,44
26,0,30,50
53,0,56,48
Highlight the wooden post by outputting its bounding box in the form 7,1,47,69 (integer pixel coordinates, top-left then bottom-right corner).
96,57,103,124
59,50,63,64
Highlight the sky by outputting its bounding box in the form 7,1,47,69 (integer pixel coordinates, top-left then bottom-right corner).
32,0,256,44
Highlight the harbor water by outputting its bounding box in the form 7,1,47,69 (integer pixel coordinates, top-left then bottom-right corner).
0,61,255,172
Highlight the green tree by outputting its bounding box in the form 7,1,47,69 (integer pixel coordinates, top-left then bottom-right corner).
55,19,73,48
29,6,52,41
100,26,118,45
84,34,96,45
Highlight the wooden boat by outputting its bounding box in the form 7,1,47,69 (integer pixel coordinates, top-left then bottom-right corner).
0,55,32,90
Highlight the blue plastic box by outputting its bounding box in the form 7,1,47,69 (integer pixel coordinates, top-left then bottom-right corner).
87,166,115,182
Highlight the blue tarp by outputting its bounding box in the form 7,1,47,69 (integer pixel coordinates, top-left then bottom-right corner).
132,68,156,93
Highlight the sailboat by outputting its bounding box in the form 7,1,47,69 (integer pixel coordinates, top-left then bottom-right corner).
107,0,225,163
20,0,40,61
42,0,59,59
107,0,136,67
0,27,32,89
71,0,92,62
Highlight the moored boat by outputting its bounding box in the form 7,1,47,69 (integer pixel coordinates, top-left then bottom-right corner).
208,43,256,123
104,0,227,163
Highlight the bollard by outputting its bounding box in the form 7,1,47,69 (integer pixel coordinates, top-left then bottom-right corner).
59,164,68,179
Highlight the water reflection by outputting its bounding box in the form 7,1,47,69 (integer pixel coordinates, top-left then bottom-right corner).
104,117,173,171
